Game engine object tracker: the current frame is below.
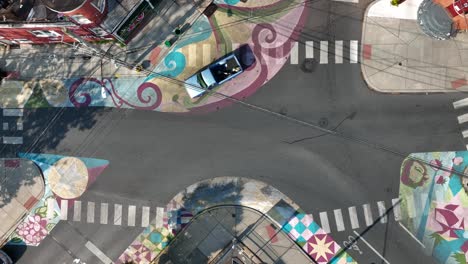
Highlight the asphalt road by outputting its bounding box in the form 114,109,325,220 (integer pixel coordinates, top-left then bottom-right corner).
2,0,466,263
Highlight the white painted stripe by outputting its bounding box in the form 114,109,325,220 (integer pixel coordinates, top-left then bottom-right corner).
466,144,468,150
87,202,95,223
60,200,68,220
320,41,328,64
348,206,359,229
16,122,23,131
335,40,343,64
100,203,108,225
319,211,331,233
398,223,425,248
85,241,113,264
350,40,358,63
392,198,401,221
3,109,23,117
114,204,122,225
406,194,416,218
188,45,197,67
333,209,345,231
2,123,7,131
142,206,150,227
363,203,373,226
377,201,387,224
290,42,298,64
202,44,211,65
73,201,81,222
353,231,390,264
333,0,359,3
453,98,468,109
305,41,314,58
128,205,136,227
155,207,164,228
457,113,468,124
3,137,23,144
463,130,468,138
47,198,55,220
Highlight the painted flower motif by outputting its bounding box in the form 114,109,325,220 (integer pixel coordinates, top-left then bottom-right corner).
15,214,49,245
453,157,464,166
436,175,447,185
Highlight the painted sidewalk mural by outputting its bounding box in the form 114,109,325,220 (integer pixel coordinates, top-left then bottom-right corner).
399,152,468,264
0,0,308,113
117,177,356,264
6,153,108,246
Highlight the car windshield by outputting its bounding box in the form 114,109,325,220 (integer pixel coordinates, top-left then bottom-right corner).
210,57,241,83
196,73,208,89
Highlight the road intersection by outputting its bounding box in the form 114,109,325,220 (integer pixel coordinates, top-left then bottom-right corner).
0,0,467,263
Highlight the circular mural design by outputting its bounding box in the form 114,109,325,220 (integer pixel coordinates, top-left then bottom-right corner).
48,157,89,199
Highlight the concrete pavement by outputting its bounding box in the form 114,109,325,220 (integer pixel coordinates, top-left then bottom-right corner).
0,0,308,113
117,177,356,264
361,0,468,93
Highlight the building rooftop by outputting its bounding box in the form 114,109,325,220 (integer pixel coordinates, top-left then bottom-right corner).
41,0,86,12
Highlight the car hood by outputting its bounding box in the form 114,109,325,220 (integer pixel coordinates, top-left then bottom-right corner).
184,75,204,98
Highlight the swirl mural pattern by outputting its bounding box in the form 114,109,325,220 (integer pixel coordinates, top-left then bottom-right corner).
1,0,308,114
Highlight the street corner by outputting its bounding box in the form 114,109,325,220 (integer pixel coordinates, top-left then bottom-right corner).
398,151,468,264
6,153,109,247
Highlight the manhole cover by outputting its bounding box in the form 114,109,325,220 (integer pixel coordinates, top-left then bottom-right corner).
318,117,329,128
301,58,317,73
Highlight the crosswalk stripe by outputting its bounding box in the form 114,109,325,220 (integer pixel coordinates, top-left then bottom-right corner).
3,109,23,117
335,40,343,64
462,130,468,138
114,204,122,225
188,45,197,67
60,200,68,220
406,194,416,218
202,44,211,65
392,198,401,221
87,202,95,223
3,137,23,144
350,40,358,63
453,98,468,109
305,41,314,58
155,207,164,228
128,205,136,227
333,209,345,231
320,41,328,64
16,122,23,131
363,204,373,226
142,206,150,227
47,198,55,220
290,42,299,64
73,201,81,222
100,203,108,225
348,206,359,229
319,211,331,233
458,113,468,124
377,201,387,224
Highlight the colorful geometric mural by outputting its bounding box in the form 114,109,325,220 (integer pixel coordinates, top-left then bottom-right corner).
399,152,468,264
0,0,308,113
6,154,108,246
117,177,356,264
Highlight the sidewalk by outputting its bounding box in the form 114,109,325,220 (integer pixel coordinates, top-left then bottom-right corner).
361,0,468,93
117,177,357,264
0,159,44,246
0,0,308,113
398,151,468,264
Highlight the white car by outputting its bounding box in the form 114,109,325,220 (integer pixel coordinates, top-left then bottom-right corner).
184,53,243,98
